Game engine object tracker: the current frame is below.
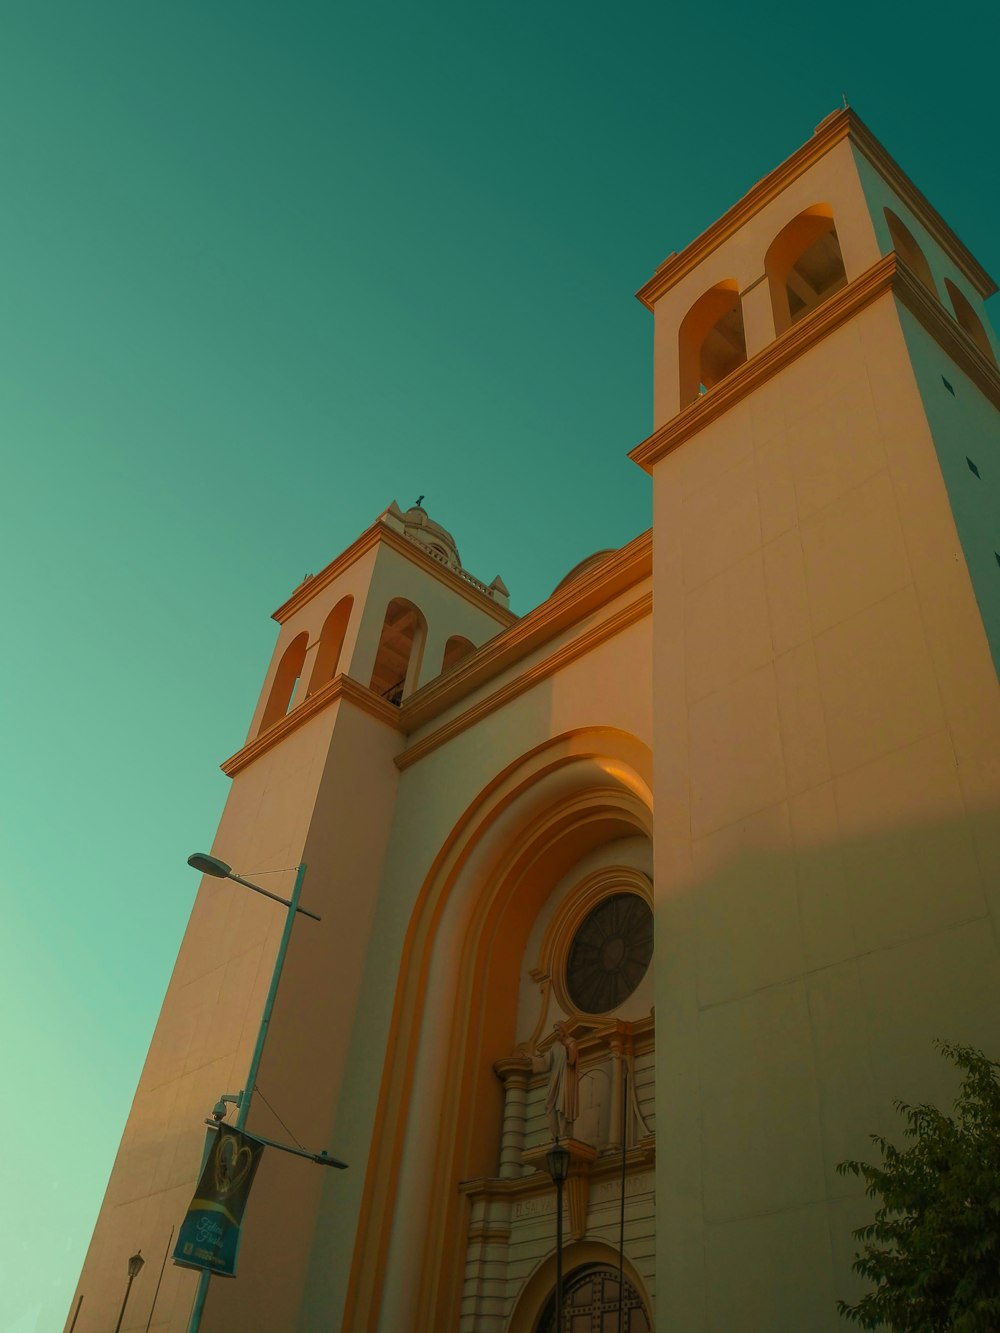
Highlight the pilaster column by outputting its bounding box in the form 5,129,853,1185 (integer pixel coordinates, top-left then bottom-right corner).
493,1056,533,1179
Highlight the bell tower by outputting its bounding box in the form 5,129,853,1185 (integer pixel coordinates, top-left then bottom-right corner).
68,502,513,1333
634,109,1000,1329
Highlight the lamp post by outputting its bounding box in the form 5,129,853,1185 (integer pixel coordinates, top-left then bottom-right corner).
184,855,320,1332
545,1141,570,1332
114,1251,144,1333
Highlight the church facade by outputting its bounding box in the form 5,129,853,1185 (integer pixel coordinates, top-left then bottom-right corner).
71,109,1000,1332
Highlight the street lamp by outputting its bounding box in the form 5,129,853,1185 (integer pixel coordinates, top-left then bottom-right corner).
545,1141,570,1332
185,855,321,1331
186,854,321,920
114,1250,144,1333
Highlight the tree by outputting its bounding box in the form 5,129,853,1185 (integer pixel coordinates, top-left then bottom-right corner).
837,1042,1000,1331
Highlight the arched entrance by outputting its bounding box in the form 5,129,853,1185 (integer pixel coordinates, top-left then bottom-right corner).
340,729,654,1332
535,1263,652,1332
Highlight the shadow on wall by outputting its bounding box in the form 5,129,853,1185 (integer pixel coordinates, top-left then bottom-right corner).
659,802,1000,1325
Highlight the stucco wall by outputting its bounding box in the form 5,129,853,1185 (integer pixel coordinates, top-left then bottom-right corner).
651,291,1000,1331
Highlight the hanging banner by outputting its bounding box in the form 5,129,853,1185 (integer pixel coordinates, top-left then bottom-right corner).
173,1126,265,1278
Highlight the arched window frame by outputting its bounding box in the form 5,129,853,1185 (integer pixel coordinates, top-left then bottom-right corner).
259,631,309,733
677,279,747,407
369,597,428,704
765,205,847,335
441,635,475,674
884,208,938,296
945,278,997,365
308,595,354,695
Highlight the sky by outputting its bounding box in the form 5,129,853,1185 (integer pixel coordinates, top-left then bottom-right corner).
0,2,997,1329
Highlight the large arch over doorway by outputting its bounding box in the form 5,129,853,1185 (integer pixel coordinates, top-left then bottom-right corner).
509,1241,654,1333
341,728,653,1332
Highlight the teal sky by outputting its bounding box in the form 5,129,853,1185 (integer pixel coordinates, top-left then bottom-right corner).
1,3,997,1329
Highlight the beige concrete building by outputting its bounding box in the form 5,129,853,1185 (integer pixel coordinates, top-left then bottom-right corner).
71,109,1000,1332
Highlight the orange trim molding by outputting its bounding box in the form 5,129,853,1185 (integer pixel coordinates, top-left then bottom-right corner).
272,522,518,628
272,525,380,623
230,538,653,777
637,108,995,310
630,253,1000,474
537,865,653,1019
891,260,1000,409
395,591,652,771
631,253,900,472
221,675,403,776
339,730,653,1332
398,530,653,732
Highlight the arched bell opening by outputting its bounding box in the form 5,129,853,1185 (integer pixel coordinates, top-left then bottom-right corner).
308,595,353,694
946,278,997,365
441,634,476,674
765,205,847,335
885,208,938,296
369,597,427,704
678,280,747,406
258,631,308,733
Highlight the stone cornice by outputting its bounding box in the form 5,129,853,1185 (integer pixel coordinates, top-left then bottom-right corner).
223,534,653,778
221,674,403,777
271,525,381,623
636,109,995,310
397,531,653,735
632,254,899,471
272,522,518,628
892,260,1000,409
630,254,1000,474
394,590,651,771
848,116,996,299
458,1144,656,1202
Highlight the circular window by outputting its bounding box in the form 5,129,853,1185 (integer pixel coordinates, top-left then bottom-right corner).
565,892,653,1015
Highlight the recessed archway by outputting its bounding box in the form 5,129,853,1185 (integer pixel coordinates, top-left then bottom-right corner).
442,634,476,674
308,595,353,694
509,1243,655,1333
259,631,308,733
341,728,654,1333
946,279,997,365
678,280,747,406
885,208,937,296
765,205,847,334
369,597,427,703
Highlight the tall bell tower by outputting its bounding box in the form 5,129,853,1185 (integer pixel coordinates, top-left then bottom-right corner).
634,109,1000,1329
68,503,513,1332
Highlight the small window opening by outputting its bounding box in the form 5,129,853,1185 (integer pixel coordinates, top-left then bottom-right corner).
967,457,980,478
370,597,427,705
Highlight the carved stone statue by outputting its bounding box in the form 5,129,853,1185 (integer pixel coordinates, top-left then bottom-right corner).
533,1020,579,1139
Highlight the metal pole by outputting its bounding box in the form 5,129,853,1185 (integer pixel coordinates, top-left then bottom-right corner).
114,1272,137,1333
555,1173,564,1333
236,861,307,1131
618,1059,628,1333
145,1226,174,1333
188,863,308,1331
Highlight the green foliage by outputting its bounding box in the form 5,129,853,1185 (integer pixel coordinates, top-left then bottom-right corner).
837,1042,1000,1331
